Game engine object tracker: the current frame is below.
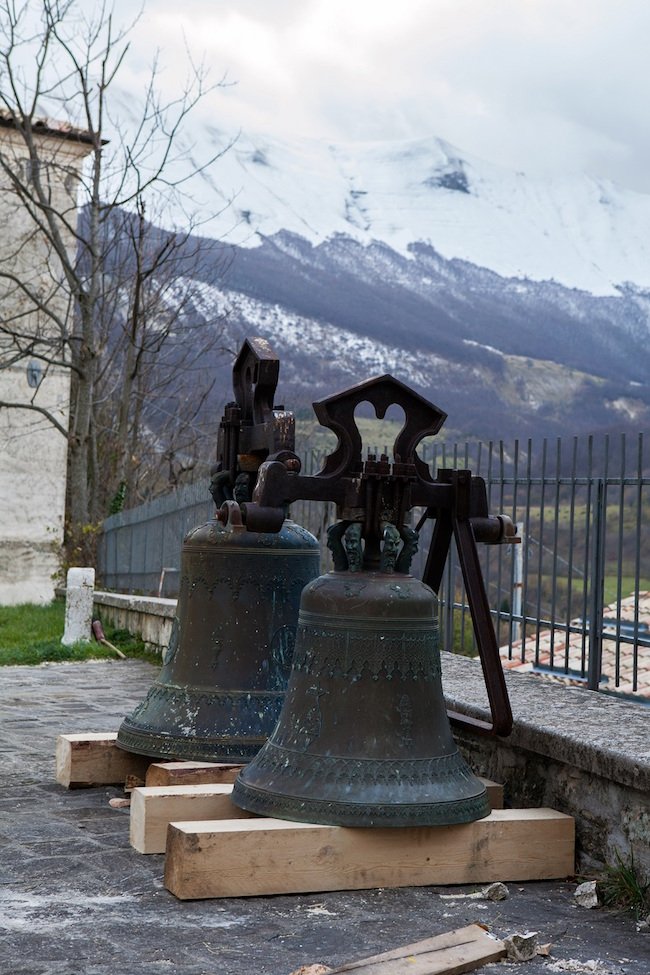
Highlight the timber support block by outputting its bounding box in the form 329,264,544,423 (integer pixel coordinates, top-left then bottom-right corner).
145,761,243,788
55,733,246,790
130,784,255,853
55,733,150,789
164,807,575,900
130,779,502,855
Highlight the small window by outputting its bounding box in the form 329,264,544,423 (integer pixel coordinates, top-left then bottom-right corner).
26,360,43,388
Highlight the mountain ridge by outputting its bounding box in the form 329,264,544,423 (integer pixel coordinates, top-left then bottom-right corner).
182,229,650,441
198,130,650,298
115,130,650,443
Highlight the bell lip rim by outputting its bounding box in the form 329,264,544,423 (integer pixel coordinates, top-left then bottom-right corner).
231,779,491,828
114,744,258,763
115,722,267,761
137,682,290,699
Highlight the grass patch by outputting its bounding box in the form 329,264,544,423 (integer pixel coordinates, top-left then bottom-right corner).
451,614,478,658
0,600,159,666
598,850,650,918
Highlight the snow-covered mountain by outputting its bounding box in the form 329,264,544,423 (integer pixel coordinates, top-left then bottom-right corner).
159,132,650,441
203,132,650,298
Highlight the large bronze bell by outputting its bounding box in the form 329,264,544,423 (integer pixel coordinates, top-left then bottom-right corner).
116,339,320,762
232,535,490,826
232,375,515,826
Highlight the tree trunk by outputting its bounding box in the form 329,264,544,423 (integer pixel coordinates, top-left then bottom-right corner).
65,303,97,560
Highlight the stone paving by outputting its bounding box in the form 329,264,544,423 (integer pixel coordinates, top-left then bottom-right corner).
1,659,649,975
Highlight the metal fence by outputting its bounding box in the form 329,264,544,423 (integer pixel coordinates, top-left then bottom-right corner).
98,480,214,596
97,433,649,696
423,433,649,697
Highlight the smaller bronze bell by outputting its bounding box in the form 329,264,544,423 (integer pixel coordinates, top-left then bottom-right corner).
116,503,320,762
116,338,320,763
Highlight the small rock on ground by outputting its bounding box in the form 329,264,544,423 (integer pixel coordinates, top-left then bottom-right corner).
504,931,539,961
574,880,600,909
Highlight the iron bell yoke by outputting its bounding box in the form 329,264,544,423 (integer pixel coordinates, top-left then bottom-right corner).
231,375,516,827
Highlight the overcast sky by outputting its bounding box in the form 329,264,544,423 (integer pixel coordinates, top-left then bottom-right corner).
110,0,650,192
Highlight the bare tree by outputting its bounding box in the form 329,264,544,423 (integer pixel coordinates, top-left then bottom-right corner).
0,0,233,559
79,199,231,518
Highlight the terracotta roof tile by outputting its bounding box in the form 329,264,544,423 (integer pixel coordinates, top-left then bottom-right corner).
500,591,650,699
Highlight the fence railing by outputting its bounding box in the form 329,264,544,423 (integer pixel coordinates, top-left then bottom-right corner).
421,433,649,697
97,433,649,697
98,480,214,596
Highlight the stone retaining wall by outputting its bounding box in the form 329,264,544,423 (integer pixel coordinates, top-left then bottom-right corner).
92,592,650,876
442,652,650,876
93,590,176,652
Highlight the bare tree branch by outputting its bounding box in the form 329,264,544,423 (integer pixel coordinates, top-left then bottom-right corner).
0,0,233,554
0,398,68,436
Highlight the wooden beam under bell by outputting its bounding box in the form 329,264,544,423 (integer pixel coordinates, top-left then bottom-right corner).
164,807,575,900
55,732,246,789
55,733,150,788
130,784,255,853
145,761,243,788
130,778,503,855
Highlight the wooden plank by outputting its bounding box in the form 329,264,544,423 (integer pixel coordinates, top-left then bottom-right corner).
327,924,506,975
130,784,256,853
133,777,503,855
478,778,503,810
164,807,575,900
55,733,150,789
145,761,243,788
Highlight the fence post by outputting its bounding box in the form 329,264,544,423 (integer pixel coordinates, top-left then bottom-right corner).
61,567,95,645
511,525,524,645
587,478,606,690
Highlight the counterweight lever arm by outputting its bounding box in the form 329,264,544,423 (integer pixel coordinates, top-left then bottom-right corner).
421,469,514,737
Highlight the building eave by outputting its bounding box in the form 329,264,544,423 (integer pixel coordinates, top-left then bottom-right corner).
0,110,99,147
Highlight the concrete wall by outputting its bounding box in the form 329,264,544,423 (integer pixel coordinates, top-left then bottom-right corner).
0,125,91,604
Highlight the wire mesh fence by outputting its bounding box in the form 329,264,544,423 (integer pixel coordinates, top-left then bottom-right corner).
97,432,649,697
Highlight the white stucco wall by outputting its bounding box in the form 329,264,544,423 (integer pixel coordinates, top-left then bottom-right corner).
0,123,91,604
0,363,70,602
